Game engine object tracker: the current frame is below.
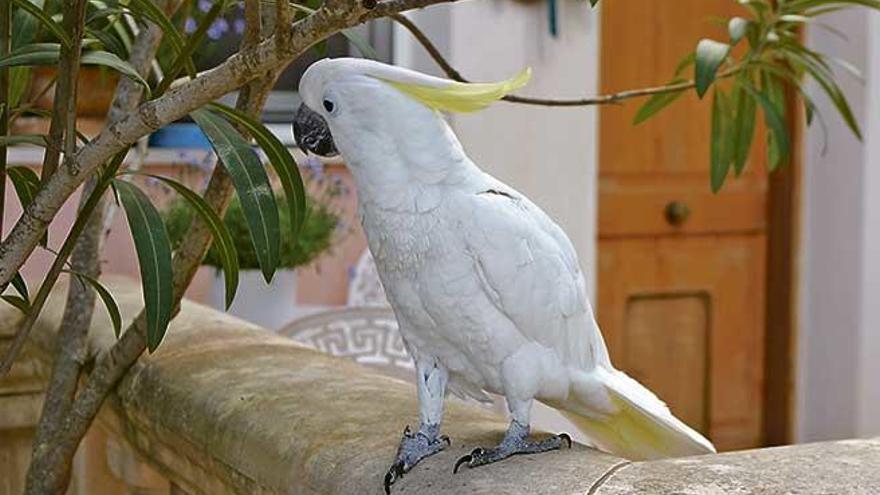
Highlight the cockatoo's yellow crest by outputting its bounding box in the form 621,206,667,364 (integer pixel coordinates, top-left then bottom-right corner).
382,68,531,113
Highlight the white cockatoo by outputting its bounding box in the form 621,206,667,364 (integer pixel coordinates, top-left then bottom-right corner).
293,58,715,493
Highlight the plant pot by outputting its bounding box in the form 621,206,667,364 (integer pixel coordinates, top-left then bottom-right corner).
148,123,212,149
207,269,300,330
29,66,118,117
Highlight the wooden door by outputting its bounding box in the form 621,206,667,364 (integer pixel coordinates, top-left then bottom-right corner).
598,0,769,451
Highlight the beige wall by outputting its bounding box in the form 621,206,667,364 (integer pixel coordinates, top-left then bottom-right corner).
798,9,880,441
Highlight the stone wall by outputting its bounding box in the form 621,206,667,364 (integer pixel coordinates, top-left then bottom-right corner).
1,278,879,494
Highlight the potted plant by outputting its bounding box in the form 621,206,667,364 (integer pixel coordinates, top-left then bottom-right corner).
164,171,344,329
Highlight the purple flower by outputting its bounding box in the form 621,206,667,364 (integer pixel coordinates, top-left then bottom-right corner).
184,17,197,34
233,18,245,35
198,0,213,12
206,18,230,40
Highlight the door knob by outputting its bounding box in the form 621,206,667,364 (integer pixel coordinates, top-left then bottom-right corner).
664,200,691,226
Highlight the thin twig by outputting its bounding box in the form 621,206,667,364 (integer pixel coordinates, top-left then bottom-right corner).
41,0,87,181
0,0,10,238
392,13,734,107
276,0,293,45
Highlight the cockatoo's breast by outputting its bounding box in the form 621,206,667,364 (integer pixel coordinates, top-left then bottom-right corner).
360,194,529,395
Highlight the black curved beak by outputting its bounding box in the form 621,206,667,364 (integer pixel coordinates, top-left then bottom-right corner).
293,103,338,157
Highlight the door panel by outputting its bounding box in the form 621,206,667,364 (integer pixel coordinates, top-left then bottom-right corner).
598,0,769,451
623,293,709,433
599,236,766,450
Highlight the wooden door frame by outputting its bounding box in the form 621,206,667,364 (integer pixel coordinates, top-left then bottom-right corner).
762,89,803,446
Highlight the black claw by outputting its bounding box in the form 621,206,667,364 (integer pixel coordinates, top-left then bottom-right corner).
384,463,403,494
439,435,451,447
559,433,572,449
383,470,394,495
470,447,484,456
403,425,413,437
453,454,472,474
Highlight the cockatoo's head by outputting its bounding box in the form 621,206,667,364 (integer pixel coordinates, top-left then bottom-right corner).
293,58,530,161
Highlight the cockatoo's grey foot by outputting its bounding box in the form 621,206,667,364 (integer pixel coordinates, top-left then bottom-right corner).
384,424,450,494
453,421,571,473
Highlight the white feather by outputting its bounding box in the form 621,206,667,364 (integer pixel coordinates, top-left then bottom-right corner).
298,58,716,459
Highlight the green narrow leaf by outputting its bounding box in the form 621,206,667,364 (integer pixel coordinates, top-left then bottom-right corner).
10,4,38,107
0,43,62,68
828,56,864,83
674,52,696,76
730,78,757,176
1,295,30,314
11,1,38,49
804,99,815,125
633,82,687,125
85,26,128,59
80,50,151,95
7,166,40,207
760,71,787,171
710,89,732,192
66,271,122,336
785,47,862,140
206,102,306,242
743,85,790,171
695,39,730,98
10,273,30,303
132,172,240,309
342,29,380,60
728,17,749,44
0,44,148,94
11,0,73,49
6,166,47,246
191,109,280,283
762,70,786,113
113,180,173,352
0,134,46,147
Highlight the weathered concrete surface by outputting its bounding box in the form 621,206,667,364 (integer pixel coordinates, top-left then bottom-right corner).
14,278,623,495
597,438,880,495
7,277,880,495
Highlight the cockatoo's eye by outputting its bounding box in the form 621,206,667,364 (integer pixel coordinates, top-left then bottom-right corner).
322,98,336,114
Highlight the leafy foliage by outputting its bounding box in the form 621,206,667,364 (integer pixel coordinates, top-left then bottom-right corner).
134,172,240,310
113,179,173,352
191,108,281,283
164,191,339,273
633,0,873,191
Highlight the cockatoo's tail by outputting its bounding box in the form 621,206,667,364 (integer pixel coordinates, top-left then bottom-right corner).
293,58,715,493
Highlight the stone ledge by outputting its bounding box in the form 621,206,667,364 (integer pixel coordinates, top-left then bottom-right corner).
5,277,880,494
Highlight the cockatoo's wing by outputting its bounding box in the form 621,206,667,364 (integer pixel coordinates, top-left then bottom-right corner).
458,179,716,459
458,177,611,371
